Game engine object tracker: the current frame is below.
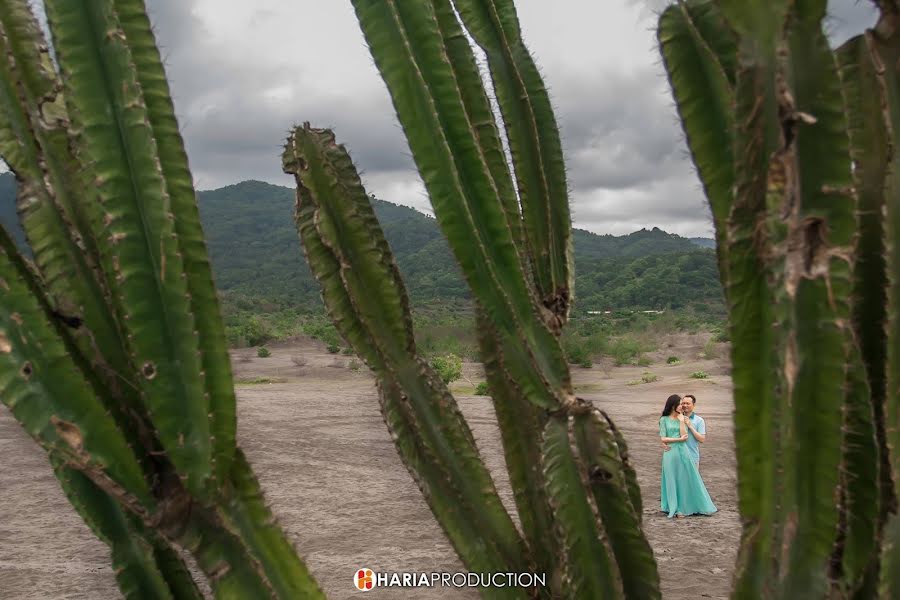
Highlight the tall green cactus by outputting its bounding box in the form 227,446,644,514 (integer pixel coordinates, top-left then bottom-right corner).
660,0,900,597
280,0,661,596
0,0,323,597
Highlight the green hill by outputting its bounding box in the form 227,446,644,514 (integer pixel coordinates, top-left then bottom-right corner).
0,173,723,314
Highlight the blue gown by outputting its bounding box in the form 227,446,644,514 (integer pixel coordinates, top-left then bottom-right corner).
659,416,717,517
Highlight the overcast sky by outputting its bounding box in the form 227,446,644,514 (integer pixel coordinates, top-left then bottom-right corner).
5,1,881,236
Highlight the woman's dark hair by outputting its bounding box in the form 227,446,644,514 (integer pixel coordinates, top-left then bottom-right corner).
662,394,682,417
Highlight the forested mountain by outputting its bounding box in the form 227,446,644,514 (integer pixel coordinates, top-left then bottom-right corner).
0,173,722,313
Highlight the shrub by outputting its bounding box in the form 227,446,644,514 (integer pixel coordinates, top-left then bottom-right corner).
341,346,354,355
257,346,271,358
691,371,709,379
430,353,463,384
562,332,594,368
666,356,680,364
641,372,658,384
637,355,651,367
475,382,490,396
701,337,717,359
609,336,643,366
326,342,340,354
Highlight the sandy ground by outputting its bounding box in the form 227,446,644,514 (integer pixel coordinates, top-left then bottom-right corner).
0,335,738,599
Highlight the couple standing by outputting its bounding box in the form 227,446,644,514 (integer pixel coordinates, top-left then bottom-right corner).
658,394,717,518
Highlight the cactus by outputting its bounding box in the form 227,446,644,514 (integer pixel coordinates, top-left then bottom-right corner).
659,0,900,597
280,0,661,595
0,0,323,597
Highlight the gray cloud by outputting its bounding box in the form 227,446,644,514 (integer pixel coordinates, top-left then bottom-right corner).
2,0,881,239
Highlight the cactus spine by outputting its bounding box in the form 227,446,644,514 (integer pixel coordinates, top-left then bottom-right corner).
660,0,900,597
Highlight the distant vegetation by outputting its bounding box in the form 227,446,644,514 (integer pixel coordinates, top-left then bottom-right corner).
0,174,726,359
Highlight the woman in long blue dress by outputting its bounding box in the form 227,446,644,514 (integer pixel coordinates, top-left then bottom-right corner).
659,394,717,518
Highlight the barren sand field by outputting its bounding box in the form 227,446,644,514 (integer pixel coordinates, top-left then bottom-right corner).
0,334,739,599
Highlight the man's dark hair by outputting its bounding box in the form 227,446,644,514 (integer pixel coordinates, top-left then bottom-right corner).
683,394,697,403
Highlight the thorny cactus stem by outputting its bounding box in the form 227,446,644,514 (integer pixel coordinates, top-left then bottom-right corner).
283,4,662,597
660,0,900,597
0,0,324,597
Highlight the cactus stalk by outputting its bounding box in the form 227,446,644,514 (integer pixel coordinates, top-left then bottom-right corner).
0,1,325,597
660,0,900,597
282,2,661,596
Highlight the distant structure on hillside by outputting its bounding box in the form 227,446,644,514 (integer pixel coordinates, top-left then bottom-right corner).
585,309,666,316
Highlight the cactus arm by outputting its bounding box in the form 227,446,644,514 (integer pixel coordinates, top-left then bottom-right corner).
428,0,527,269
112,0,237,486
0,0,106,271
349,0,572,411
720,0,787,599
870,12,900,598
0,227,153,509
174,513,274,600
42,0,213,498
476,308,558,583
542,415,623,599
711,3,786,596
771,2,856,595
283,125,531,582
872,8,900,531
0,2,153,439
148,539,206,600
679,0,738,86
598,411,643,517
451,0,573,323
831,341,881,595
572,410,660,599
374,382,527,600
215,449,325,599
290,182,525,594
50,456,204,600
834,32,891,594
658,0,735,273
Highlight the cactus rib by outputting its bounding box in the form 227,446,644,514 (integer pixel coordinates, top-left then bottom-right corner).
452,0,573,323
658,0,735,279
349,0,572,412
283,124,531,582
572,410,660,599
43,0,212,497
216,450,325,599
112,0,238,486
542,414,623,599
476,307,558,583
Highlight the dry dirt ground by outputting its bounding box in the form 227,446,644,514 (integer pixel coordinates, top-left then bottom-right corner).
1,335,738,599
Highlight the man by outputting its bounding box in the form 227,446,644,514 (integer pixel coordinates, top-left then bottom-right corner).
680,394,706,468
